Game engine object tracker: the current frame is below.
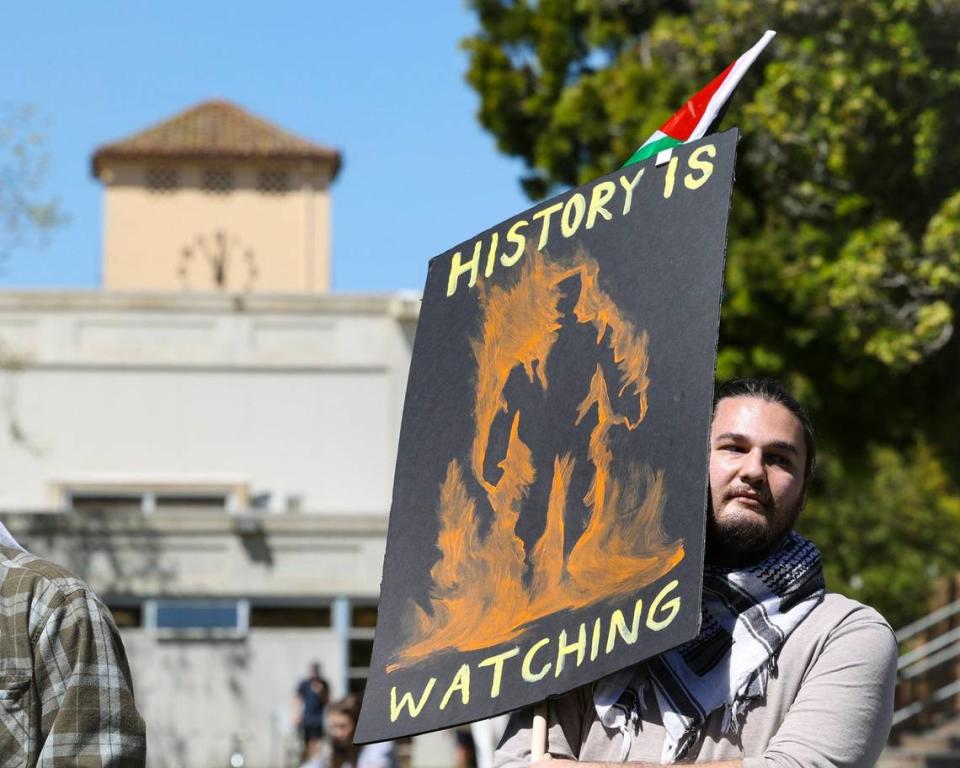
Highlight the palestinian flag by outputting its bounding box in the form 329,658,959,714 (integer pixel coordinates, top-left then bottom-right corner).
623,30,776,167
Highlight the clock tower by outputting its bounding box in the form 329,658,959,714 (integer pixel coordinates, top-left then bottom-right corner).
92,100,341,294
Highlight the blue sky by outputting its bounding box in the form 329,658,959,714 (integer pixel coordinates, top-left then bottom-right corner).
0,3,532,293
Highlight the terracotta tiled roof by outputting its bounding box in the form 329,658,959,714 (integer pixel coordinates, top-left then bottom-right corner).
92,100,341,178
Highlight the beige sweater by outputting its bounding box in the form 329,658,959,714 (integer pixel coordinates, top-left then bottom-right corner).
495,593,897,767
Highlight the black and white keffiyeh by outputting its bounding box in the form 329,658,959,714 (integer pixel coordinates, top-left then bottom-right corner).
594,531,825,763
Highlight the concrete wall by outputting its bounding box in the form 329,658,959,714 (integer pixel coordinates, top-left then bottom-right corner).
5,511,389,597
123,628,342,767
0,292,417,512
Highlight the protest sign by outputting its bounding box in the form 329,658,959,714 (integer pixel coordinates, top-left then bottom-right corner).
356,130,738,743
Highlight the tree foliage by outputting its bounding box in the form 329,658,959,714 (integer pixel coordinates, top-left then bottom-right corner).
464,0,960,626
799,441,960,629
0,105,64,259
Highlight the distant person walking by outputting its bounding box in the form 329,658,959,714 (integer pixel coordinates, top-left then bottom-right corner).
293,662,330,759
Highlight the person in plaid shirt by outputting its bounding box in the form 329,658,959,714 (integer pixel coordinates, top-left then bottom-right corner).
0,537,146,766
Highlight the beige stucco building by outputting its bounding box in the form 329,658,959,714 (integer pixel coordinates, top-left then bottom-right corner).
0,101,450,768
93,100,340,294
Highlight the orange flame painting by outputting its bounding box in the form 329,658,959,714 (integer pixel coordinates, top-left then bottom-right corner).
392,245,685,670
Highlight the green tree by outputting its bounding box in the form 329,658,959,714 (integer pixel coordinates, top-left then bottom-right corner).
0,105,64,259
464,0,960,626
801,441,960,629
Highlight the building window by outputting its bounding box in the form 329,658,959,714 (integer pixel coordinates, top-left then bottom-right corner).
347,601,378,693
250,603,332,628
106,599,335,632
155,600,242,630
349,638,375,671
107,603,143,628
203,168,234,194
258,169,290,193
351,604,379,629
154,493,228,512
146,167,179,192
71,494,144,514
66,487,234,514
148,599,248,638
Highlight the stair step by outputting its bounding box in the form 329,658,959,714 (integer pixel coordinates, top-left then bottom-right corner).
924,752,960,768
879,748,960,768
879,747,929,767
901,735,956,752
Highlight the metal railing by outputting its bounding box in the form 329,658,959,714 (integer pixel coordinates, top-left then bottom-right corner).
893,599,960,727
898,601,960,644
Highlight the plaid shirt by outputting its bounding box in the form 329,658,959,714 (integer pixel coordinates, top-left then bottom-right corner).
0,545,146,766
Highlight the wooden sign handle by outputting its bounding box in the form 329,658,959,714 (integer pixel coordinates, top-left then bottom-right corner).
530,702,548,763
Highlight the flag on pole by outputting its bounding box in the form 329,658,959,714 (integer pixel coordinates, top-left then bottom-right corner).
623,30,776,167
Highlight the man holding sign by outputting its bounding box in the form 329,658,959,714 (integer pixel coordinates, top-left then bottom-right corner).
495,378,897,767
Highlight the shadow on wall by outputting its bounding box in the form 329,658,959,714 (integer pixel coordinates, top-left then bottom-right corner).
19,510,174,590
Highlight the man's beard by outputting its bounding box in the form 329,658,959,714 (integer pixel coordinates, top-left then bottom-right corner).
704,490,804,569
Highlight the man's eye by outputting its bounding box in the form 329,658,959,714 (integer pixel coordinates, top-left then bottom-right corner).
719,444,745,453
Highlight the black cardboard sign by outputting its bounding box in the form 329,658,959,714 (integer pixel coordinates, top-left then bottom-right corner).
355,130,738,744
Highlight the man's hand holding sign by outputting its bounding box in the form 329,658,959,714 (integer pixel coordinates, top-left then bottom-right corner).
356,29,897,768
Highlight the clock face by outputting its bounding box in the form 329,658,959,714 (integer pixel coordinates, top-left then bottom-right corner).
178,230,258,292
